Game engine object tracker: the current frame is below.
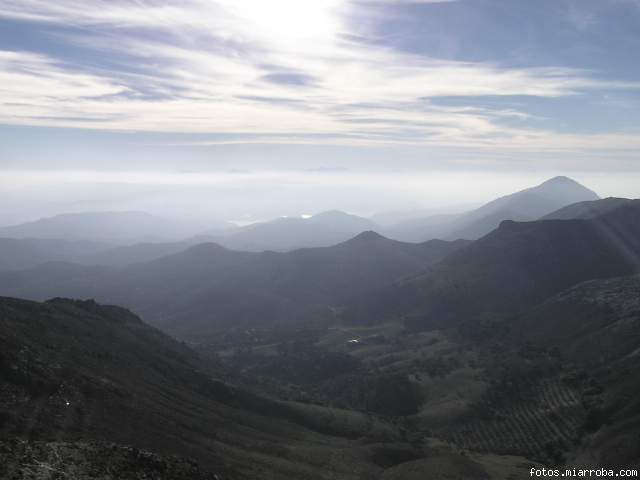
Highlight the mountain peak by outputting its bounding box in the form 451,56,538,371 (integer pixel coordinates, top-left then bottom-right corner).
347,230,386,243
534,176,599,198
541,175,576,185
310,210,355,220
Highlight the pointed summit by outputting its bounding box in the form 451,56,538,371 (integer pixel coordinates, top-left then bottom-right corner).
535,176,599,198
469,175,599,221
540,175,576,185
348,230,386,243
386,175,602,242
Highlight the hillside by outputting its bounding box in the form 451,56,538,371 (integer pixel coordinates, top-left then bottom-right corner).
0,238,52,270
419,274,640,469
510,275,640,467
0,211,209,244
350,201,640,329
462,176,599,223
74,239,204,266
2,236,637,474
0,296,417,479
216,210,379,252
0,238,110,270
542,197,636,220
0,237,227,270
0,440,221,480
216,273,640,469
0,233,469,340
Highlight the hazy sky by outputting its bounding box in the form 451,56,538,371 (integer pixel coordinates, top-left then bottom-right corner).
1,0,639,224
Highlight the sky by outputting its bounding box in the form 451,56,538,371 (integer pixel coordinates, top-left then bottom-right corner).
1,0,639,224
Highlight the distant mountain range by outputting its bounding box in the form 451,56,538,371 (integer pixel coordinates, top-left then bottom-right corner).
383,176,600,241
214,176,600,248
0,177,601,265
0,211,224,244
214,210,378,252
0,237,117,270
0,233,469,340
1,195,638,342
0,210,379,267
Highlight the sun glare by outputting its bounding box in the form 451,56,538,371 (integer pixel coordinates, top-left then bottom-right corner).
221,0,343,46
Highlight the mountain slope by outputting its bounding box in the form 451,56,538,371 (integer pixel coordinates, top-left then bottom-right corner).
385,176,600,241
426,274,640,468
0,237,217,269
153,233,470,338
217,210,379,251
0,440,220,480
74,239,204,266
464,176,599,222
0,238,112,270
0,238,52,270
542,197,636,220
0,296,404,479
509,275,640,468
446,208,535,240
350,202,640,329
0,211,208,244
0,233,469,340
380,214,459,243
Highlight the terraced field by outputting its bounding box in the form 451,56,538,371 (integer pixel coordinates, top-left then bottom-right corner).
208,320,600,468
445,377,586,462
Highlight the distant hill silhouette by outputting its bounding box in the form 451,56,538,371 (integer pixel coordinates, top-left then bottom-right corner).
0,211,216,244
0,237,230,270
0,233,469,340
0,237,110,270
385,176,600,241
542,197,636,220
73,239,209,266
214,210,380,251
0,238,52,270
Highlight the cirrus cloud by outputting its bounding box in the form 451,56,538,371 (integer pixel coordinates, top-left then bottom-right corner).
0,0,639,157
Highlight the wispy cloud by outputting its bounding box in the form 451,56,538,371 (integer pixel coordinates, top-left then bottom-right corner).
0,0,639,153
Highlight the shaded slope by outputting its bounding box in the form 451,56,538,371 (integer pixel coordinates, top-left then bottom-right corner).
349,203,640,328
510,275,640,468
0,296,401,479
156,234,470,338
0,211,206,244
0,238,51,270
0,234,469,339
0,238,111,270
419,275,640,467
542,197,637,220
73,240,197,266
0,440,220,480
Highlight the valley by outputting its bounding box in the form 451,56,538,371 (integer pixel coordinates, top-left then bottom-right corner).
1,179,639,478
